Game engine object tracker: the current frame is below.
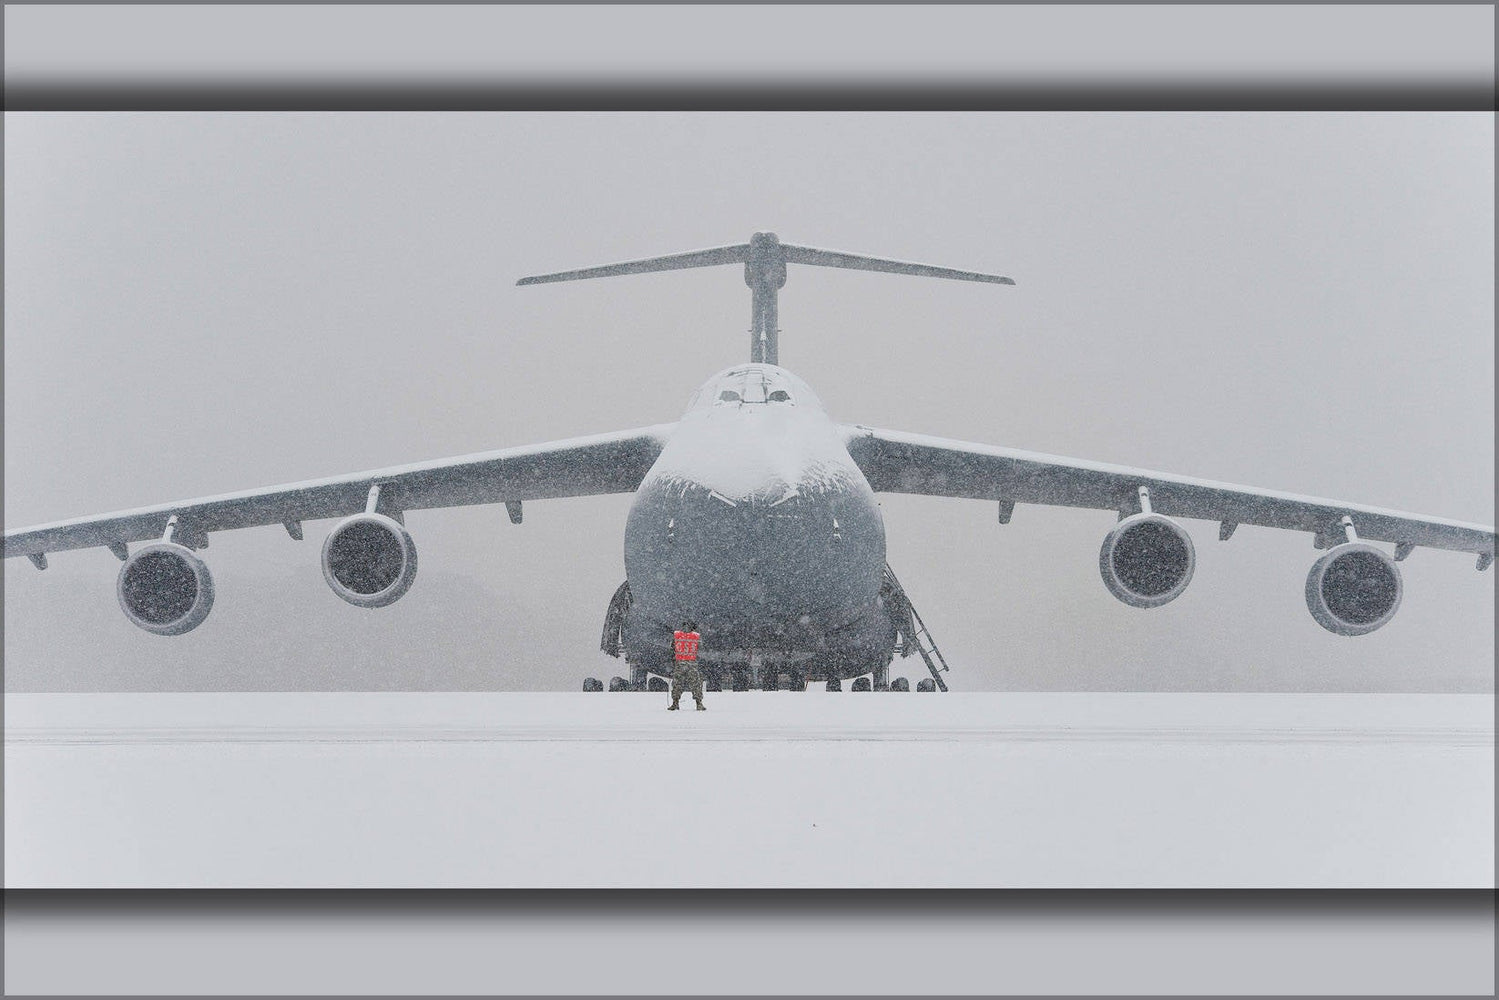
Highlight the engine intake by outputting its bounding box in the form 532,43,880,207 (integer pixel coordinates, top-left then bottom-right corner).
1305,542,1402,636
116,542,215,635
1100,513,1196,608
321,512,418,608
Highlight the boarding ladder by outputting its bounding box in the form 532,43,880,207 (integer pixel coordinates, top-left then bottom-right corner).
881,564,951,692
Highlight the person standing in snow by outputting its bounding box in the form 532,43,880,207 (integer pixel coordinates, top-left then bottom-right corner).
669,622,706,711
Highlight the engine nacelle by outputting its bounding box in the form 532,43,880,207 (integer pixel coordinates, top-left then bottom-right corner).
321,512,418,608
116,541,215,635
1305,542,1402,636
1099,513,1196,608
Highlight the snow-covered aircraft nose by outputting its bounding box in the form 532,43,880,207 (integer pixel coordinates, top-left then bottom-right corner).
621,370,889,647
684,480,833,602
629,476,860,619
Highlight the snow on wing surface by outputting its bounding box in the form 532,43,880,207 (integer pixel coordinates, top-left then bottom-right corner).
840,425,1496,559
3,424,676,559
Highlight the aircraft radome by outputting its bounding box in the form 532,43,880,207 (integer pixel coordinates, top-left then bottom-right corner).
5,233,1494,693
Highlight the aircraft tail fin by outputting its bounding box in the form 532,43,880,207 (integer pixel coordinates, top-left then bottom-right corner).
517,232,1012,365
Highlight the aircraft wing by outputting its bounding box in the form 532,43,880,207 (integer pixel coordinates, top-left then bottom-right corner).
4,424,675,563
841,425,1496,565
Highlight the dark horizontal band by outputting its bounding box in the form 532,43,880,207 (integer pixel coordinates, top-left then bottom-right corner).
7,80,1495,112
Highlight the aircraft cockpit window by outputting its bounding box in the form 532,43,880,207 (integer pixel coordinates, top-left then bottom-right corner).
709,370,798,407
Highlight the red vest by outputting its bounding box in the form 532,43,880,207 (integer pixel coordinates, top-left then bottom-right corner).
673,631,701,661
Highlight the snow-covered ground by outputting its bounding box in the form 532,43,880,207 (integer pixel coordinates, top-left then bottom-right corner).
5,691,1492,887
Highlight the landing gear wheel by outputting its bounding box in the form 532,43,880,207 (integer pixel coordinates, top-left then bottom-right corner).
583,677,603,692
889,677,910,692
916,678,936,692
851,677,872,692
608,676,630,692
647,676,669,693
825,677,842,692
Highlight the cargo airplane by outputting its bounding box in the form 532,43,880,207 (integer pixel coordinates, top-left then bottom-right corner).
5,233,1494,692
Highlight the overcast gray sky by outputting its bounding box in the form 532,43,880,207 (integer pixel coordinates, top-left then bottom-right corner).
4,112,1492,692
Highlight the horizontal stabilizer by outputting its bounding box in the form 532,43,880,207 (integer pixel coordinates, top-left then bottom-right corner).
516,231,1012,366
517,244,749,285
780,244,1014,285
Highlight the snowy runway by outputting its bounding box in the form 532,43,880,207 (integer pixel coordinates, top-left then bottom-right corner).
6,692,1492,887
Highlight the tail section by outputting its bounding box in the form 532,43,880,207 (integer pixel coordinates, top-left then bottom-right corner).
518,231,1013,366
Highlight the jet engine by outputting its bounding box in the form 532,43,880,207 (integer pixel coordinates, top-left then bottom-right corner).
1305,542,1402,636
116,541,216,635
1099,513,1196,608
321,512,418,608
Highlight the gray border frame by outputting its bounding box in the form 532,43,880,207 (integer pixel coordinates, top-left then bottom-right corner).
3,4,1494,995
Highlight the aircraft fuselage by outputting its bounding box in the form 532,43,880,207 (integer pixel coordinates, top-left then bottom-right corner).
621,364,893,681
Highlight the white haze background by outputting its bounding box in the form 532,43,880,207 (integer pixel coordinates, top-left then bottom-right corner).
3,112,1493,692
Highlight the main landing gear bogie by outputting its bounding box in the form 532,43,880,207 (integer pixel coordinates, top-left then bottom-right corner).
591,668,922,692
846,675,918,691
